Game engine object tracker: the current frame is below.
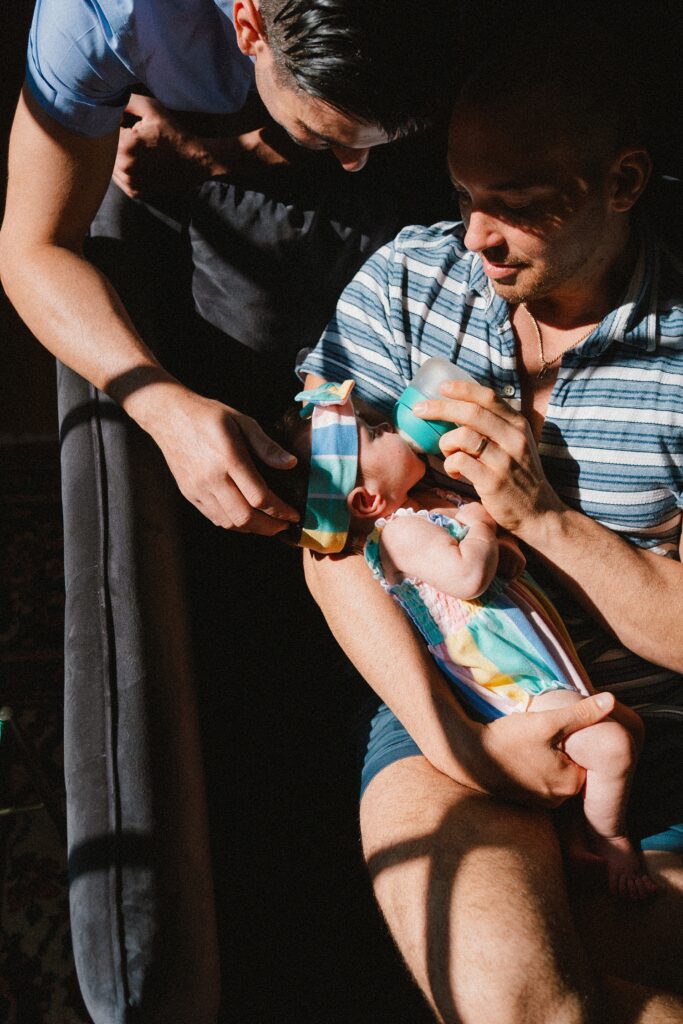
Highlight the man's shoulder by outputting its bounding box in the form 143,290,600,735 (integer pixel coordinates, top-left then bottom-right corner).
645,231,683,352
380,220,478,286
390,220,469,258
26,0,252,136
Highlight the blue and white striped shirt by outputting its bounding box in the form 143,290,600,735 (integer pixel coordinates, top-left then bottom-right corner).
299,219,683,707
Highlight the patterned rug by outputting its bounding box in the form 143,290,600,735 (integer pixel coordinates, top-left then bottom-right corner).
0,440,90,1024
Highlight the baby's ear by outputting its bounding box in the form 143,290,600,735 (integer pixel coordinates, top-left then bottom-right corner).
348,486,385,520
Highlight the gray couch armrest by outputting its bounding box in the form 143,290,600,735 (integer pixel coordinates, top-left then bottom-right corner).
58,362,220,1024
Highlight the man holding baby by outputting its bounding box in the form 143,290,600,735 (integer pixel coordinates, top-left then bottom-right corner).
300,18,683,1024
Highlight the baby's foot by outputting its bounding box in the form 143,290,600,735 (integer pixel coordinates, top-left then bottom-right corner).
591,834,658,900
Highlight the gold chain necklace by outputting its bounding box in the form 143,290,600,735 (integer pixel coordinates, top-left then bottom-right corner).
521,303,597,381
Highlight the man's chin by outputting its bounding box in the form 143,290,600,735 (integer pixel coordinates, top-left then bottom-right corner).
490,280,527,303
490,276,548,305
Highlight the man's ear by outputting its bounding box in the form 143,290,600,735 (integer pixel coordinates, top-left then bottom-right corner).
233,0,266,56
348,486,386,520
609,147,652,212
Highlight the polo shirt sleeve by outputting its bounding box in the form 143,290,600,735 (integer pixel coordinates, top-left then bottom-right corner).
26,0,135,137
299,237,413,416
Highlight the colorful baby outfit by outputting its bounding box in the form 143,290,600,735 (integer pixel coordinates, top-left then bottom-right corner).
364,508,592,721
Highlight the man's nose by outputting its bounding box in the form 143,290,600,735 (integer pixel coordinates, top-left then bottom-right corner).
331,145,370,172
463,210,505,252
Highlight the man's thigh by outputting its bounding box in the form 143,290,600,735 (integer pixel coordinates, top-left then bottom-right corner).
360,757,599,1024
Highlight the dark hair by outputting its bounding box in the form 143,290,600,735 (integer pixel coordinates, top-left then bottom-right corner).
454,8,647,169
258,0,461,138
263,405,311,528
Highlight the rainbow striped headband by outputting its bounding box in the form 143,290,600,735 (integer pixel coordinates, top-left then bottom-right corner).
293,380,358,554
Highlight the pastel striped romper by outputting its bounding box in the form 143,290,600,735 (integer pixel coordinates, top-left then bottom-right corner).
364,508,592,720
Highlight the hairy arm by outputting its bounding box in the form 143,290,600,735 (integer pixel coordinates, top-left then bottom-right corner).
0,86,297,534
112,94,306,199
304,547,614,806
422,380,683,672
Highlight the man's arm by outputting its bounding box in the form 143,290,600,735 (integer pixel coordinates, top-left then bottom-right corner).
421,379,683,671
304,546,615,807
111,94,307,199
0,87,298,535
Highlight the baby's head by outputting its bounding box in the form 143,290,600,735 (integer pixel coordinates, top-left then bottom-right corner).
268,381,426,553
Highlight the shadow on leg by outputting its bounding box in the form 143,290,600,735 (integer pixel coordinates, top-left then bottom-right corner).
360,756,601,1024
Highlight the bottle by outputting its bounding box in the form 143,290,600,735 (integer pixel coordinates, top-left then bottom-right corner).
392,356,477,455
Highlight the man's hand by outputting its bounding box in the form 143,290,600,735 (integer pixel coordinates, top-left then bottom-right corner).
113,95,216,198
467,691,616,807
414,379,565,535
145,386,300,534
113,95,305,199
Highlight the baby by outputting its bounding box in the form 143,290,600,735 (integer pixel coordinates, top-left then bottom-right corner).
274,380,655,899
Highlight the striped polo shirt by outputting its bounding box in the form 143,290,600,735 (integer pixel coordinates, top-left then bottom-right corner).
299,218,683,709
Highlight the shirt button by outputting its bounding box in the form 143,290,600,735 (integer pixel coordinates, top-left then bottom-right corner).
501,385,515,397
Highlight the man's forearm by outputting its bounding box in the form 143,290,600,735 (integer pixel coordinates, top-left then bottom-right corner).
425,379,683,674
518,505,683,671
303,548,607,806
0,237,182,427
303,549,488,789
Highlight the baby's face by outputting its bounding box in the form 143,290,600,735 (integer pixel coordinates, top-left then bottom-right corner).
356,415,426,510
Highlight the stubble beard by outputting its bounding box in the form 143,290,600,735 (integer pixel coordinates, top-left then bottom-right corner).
490,249,590,307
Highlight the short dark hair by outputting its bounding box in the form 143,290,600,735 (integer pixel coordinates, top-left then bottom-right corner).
454,7,647,170
259,0,460,138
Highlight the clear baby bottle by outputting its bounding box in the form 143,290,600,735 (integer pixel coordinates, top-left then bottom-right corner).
392,356,477,455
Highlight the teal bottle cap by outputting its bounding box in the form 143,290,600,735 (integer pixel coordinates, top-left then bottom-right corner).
392,386,452,455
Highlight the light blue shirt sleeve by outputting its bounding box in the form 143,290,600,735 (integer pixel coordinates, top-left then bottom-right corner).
25,0,255,138
26,0,137,137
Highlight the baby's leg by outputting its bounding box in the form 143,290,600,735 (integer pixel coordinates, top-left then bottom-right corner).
530,690,657,900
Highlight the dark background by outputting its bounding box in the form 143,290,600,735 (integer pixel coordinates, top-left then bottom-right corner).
1,0,57,439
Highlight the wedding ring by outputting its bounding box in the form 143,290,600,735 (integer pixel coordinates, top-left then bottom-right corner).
473,435,489,458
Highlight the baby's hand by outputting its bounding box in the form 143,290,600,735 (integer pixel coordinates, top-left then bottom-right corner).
497,534,526,580
448,501,497,530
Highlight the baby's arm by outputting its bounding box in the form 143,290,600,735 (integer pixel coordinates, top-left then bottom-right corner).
435,500,526,580
379,510,499,599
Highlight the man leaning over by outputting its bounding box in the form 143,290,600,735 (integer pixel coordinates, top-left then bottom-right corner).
0,0,455,533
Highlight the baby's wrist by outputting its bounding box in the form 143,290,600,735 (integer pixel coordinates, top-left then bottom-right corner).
462,521,497,543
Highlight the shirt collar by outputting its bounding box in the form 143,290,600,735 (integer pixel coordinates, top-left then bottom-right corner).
602,221,658,352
